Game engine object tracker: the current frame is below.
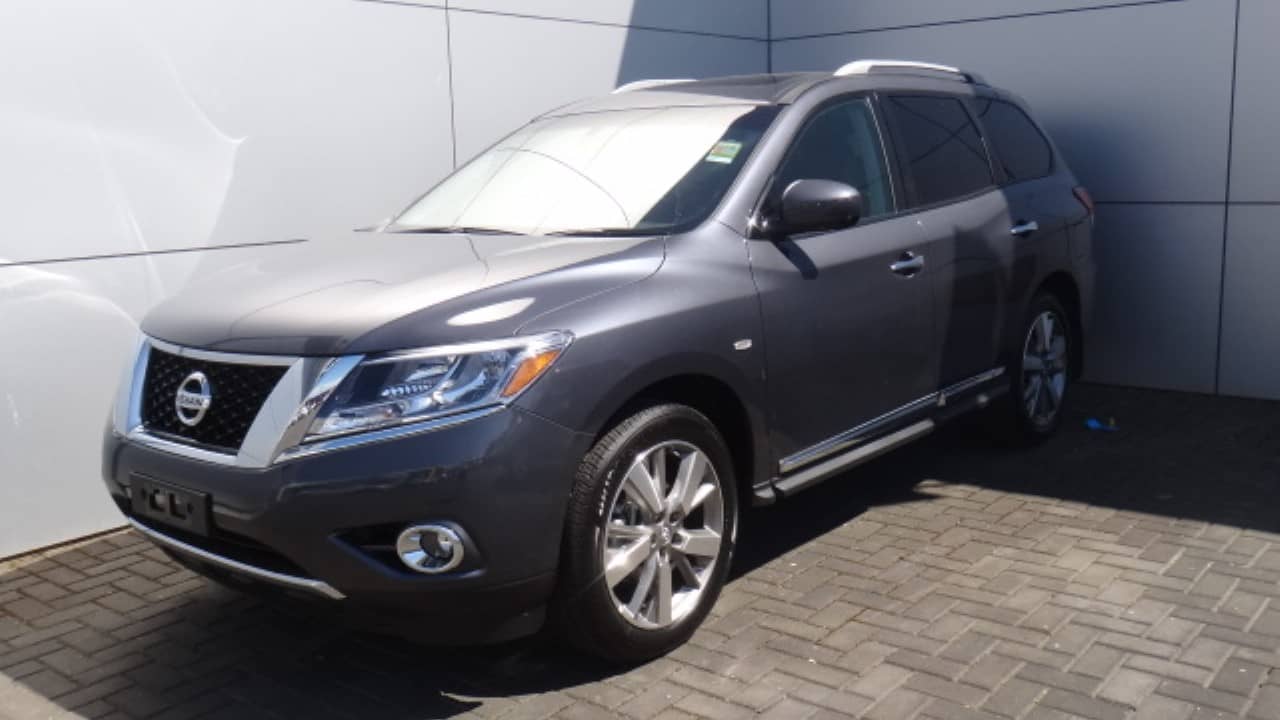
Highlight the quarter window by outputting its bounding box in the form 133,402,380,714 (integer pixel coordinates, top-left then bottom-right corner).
972,98,1054,182
774,98,894,219
885,95,993,207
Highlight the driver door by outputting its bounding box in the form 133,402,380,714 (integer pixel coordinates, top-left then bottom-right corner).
749,96,938,470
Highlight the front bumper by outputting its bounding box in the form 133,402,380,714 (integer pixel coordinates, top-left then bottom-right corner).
102,406,590,641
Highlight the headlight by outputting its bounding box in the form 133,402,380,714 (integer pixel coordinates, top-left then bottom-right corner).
305,331,572,441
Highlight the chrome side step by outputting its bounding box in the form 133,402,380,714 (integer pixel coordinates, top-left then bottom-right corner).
773,419,935,497
128,518,346,600
778,394,937,474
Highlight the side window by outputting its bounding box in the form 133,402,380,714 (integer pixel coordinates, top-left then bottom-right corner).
972,98,1053,182
885,95,993,207
775,98,893,219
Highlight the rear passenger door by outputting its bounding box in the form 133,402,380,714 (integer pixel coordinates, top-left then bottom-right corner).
969,95,1077,343
881,93,1016,389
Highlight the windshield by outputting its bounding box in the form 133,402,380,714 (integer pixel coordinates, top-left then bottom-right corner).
390,104,780,236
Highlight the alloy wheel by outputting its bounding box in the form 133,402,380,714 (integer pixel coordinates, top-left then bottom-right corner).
1021,309,1068,427
602,440,725,629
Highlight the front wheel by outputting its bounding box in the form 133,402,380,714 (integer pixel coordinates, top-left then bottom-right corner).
553,404,738,662
993,292,1072,445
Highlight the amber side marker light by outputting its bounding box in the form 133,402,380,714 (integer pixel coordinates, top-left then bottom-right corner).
501,348,563,398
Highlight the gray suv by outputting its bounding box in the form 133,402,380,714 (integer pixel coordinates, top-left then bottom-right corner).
103,60,1095,661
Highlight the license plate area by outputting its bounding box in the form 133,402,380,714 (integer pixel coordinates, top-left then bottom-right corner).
130,475,211,536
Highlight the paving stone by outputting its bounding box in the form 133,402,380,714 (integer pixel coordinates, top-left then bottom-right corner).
1124,655,1213,686
1181,636,1237,669
1247,684,1280,720
961,653,1021,691
1131,693,1197,720
1210,658,1267,696
864,687,932,720
903,673,986,708
1098,668,1162,707
1018,663,1100,696
1156,679,1248,714
983,677,1044,718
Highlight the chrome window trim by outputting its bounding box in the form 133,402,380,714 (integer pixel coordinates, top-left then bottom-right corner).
778,366,1006,474
128,518,345,600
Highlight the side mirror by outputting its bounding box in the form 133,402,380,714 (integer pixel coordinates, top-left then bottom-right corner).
777,179,863,236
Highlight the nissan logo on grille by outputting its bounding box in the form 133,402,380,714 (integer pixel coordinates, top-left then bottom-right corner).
174,371,213,427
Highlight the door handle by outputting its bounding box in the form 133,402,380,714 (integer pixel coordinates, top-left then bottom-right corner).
889,252,925,276
1010,220,1040,237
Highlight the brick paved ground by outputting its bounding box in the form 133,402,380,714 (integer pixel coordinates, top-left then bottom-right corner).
3,384,1280,720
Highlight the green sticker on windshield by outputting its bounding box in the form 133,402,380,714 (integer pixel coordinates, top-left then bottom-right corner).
704,140,743,164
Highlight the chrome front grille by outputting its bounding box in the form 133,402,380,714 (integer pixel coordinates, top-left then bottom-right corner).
140,347,288,453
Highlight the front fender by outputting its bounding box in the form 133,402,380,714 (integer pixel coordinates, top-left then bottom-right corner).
512,230,774,489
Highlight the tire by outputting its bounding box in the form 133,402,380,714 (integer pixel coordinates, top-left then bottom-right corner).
991,292,1072,446
553,404,738,662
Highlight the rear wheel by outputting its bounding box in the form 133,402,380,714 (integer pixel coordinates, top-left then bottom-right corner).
553,404,737,662
993,292,1071,444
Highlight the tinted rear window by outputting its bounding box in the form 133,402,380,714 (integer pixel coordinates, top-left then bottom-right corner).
973,99,1053,182
884,95,993,207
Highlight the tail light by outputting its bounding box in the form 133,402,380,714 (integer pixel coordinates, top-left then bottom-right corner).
1073,186,1095,218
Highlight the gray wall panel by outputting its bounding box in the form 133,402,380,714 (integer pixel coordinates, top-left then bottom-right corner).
772,0,1181,40
451,0,768,38
448,11,768,162
771,0,1234,204
1085,205,1223,393
1229,0,1280,202
1219,206,1280,399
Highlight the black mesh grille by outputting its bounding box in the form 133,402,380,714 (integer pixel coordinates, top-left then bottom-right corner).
141,347,287,453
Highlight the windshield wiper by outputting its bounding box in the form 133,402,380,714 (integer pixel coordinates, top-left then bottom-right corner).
388,225,524,235
544,228,658,237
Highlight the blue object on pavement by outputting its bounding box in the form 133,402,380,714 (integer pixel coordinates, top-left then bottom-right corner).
1085,417,1118,432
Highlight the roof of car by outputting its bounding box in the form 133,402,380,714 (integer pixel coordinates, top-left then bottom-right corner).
543,64,998,119
542,73,826,118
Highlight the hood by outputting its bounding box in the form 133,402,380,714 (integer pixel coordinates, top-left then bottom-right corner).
142,230,664,356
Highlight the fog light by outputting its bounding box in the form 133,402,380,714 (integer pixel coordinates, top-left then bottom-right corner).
395,524,464,574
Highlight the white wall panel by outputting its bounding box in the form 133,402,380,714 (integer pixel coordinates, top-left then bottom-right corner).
0,245,284,558
1219,206,1280,399
0,0,454,556
448,11,768,161
771,0,1168,39
1084,205,1223,394
0,0,453,265
1228,0,1280,203
452,0,768,38
772,0,1234,204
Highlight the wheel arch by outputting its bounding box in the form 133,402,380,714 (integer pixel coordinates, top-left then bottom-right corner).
588,367,769,509
1035,271,1084,379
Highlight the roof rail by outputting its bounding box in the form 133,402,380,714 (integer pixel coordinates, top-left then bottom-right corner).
613,78,694,94
834,59,985,85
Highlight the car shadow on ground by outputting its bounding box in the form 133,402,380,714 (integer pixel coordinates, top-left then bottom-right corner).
2,383,1278,719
